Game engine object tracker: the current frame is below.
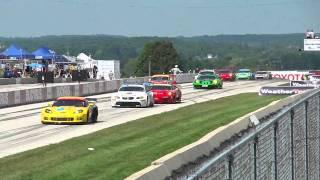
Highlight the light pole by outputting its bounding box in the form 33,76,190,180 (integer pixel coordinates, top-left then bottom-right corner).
148,56,151,77
77,64,81,84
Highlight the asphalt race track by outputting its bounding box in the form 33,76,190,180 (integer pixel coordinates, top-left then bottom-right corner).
0,80,285,158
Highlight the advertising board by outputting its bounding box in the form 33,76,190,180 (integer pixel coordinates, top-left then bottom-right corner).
259,86,313,95
304,39,320,51
270,71,309,80
290,80,320,87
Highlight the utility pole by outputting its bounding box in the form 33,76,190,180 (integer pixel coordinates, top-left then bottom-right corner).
148,59,151,77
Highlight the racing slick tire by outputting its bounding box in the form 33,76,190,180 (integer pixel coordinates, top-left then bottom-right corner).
149,99,154,107
92,109,98,123
87,113,92,124
171,97,177,104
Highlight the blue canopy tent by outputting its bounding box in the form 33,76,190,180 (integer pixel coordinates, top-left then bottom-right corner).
0,53,6,59
1,44,34,59
54,55,71,63
32,47,56,60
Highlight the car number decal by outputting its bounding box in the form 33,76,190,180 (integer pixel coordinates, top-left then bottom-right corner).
57,107,64,111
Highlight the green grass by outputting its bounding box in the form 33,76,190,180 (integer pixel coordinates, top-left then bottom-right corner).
0,93,284,180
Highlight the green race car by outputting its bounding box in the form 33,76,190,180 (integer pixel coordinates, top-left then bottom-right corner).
193,75,223,89
236,69,254,80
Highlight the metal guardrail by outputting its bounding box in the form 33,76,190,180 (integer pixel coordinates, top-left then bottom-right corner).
171,89,320,180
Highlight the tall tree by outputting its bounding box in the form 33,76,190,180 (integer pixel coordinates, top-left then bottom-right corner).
135,41,180,76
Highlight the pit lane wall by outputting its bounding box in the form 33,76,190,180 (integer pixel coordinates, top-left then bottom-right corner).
0,74,195,108
125,91,313,180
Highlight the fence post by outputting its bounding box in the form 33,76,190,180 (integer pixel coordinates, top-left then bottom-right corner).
227,155,233,180
305,101,309,180
318,95,320,180
253,137,258,180
273,122,278,180
290,109,295,180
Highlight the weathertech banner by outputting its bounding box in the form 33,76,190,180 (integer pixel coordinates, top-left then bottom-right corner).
290,80,320,87
259,86,313,95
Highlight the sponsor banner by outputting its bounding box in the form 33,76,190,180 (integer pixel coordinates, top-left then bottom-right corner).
304,39,320,51
270,71,309,81
259,86,313,95
290,80,320,87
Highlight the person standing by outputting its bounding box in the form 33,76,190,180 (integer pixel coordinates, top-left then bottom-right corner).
41,67,47,87
108,70,114,80
169,65,183,75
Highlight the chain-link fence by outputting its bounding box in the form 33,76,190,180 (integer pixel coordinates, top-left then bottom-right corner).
171,90,320,180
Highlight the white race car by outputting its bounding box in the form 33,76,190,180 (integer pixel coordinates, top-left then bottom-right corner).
111,84,154,107
254,71,272,80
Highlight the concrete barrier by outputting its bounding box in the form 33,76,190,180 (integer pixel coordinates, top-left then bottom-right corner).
176,73,196,83
0,74,195,108
0,78,38,85
125,164,170,180
125,91,312,180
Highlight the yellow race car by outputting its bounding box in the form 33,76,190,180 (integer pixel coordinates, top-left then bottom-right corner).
41,96,98,124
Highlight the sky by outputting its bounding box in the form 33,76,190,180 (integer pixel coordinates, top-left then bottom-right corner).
0,0,319,37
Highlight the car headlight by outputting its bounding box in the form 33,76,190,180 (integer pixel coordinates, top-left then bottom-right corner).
74,109,84,114
45,109,52,113
213,80,218,84
136,96,145,99
195,80,200,83
111,96,120,100
168,92,172,96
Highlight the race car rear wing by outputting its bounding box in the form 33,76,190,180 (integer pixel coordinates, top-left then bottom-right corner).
86,98,98,103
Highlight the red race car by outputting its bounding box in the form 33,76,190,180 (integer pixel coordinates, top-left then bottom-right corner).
216,69,236,81
149,74,177,85
151,84,181,104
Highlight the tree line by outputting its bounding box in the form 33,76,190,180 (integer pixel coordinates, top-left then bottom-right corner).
1,34,319,77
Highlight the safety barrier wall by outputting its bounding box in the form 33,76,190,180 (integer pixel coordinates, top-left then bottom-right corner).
0,77,100,85
0,78,38,85
126,90,318,180
0,74,195,108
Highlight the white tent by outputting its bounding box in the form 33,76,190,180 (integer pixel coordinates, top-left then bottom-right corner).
76,53,97,69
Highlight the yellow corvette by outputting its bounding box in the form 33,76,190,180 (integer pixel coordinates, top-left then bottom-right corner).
41,97,98,124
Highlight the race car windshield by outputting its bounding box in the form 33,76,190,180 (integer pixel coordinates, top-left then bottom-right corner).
151,77,169,81
256,72,267,74
198,75,216,80
218,71,231,74
151,86,173,90
53,100,86,107
239,70,250,73
199,71,214,75
119,86,145,92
